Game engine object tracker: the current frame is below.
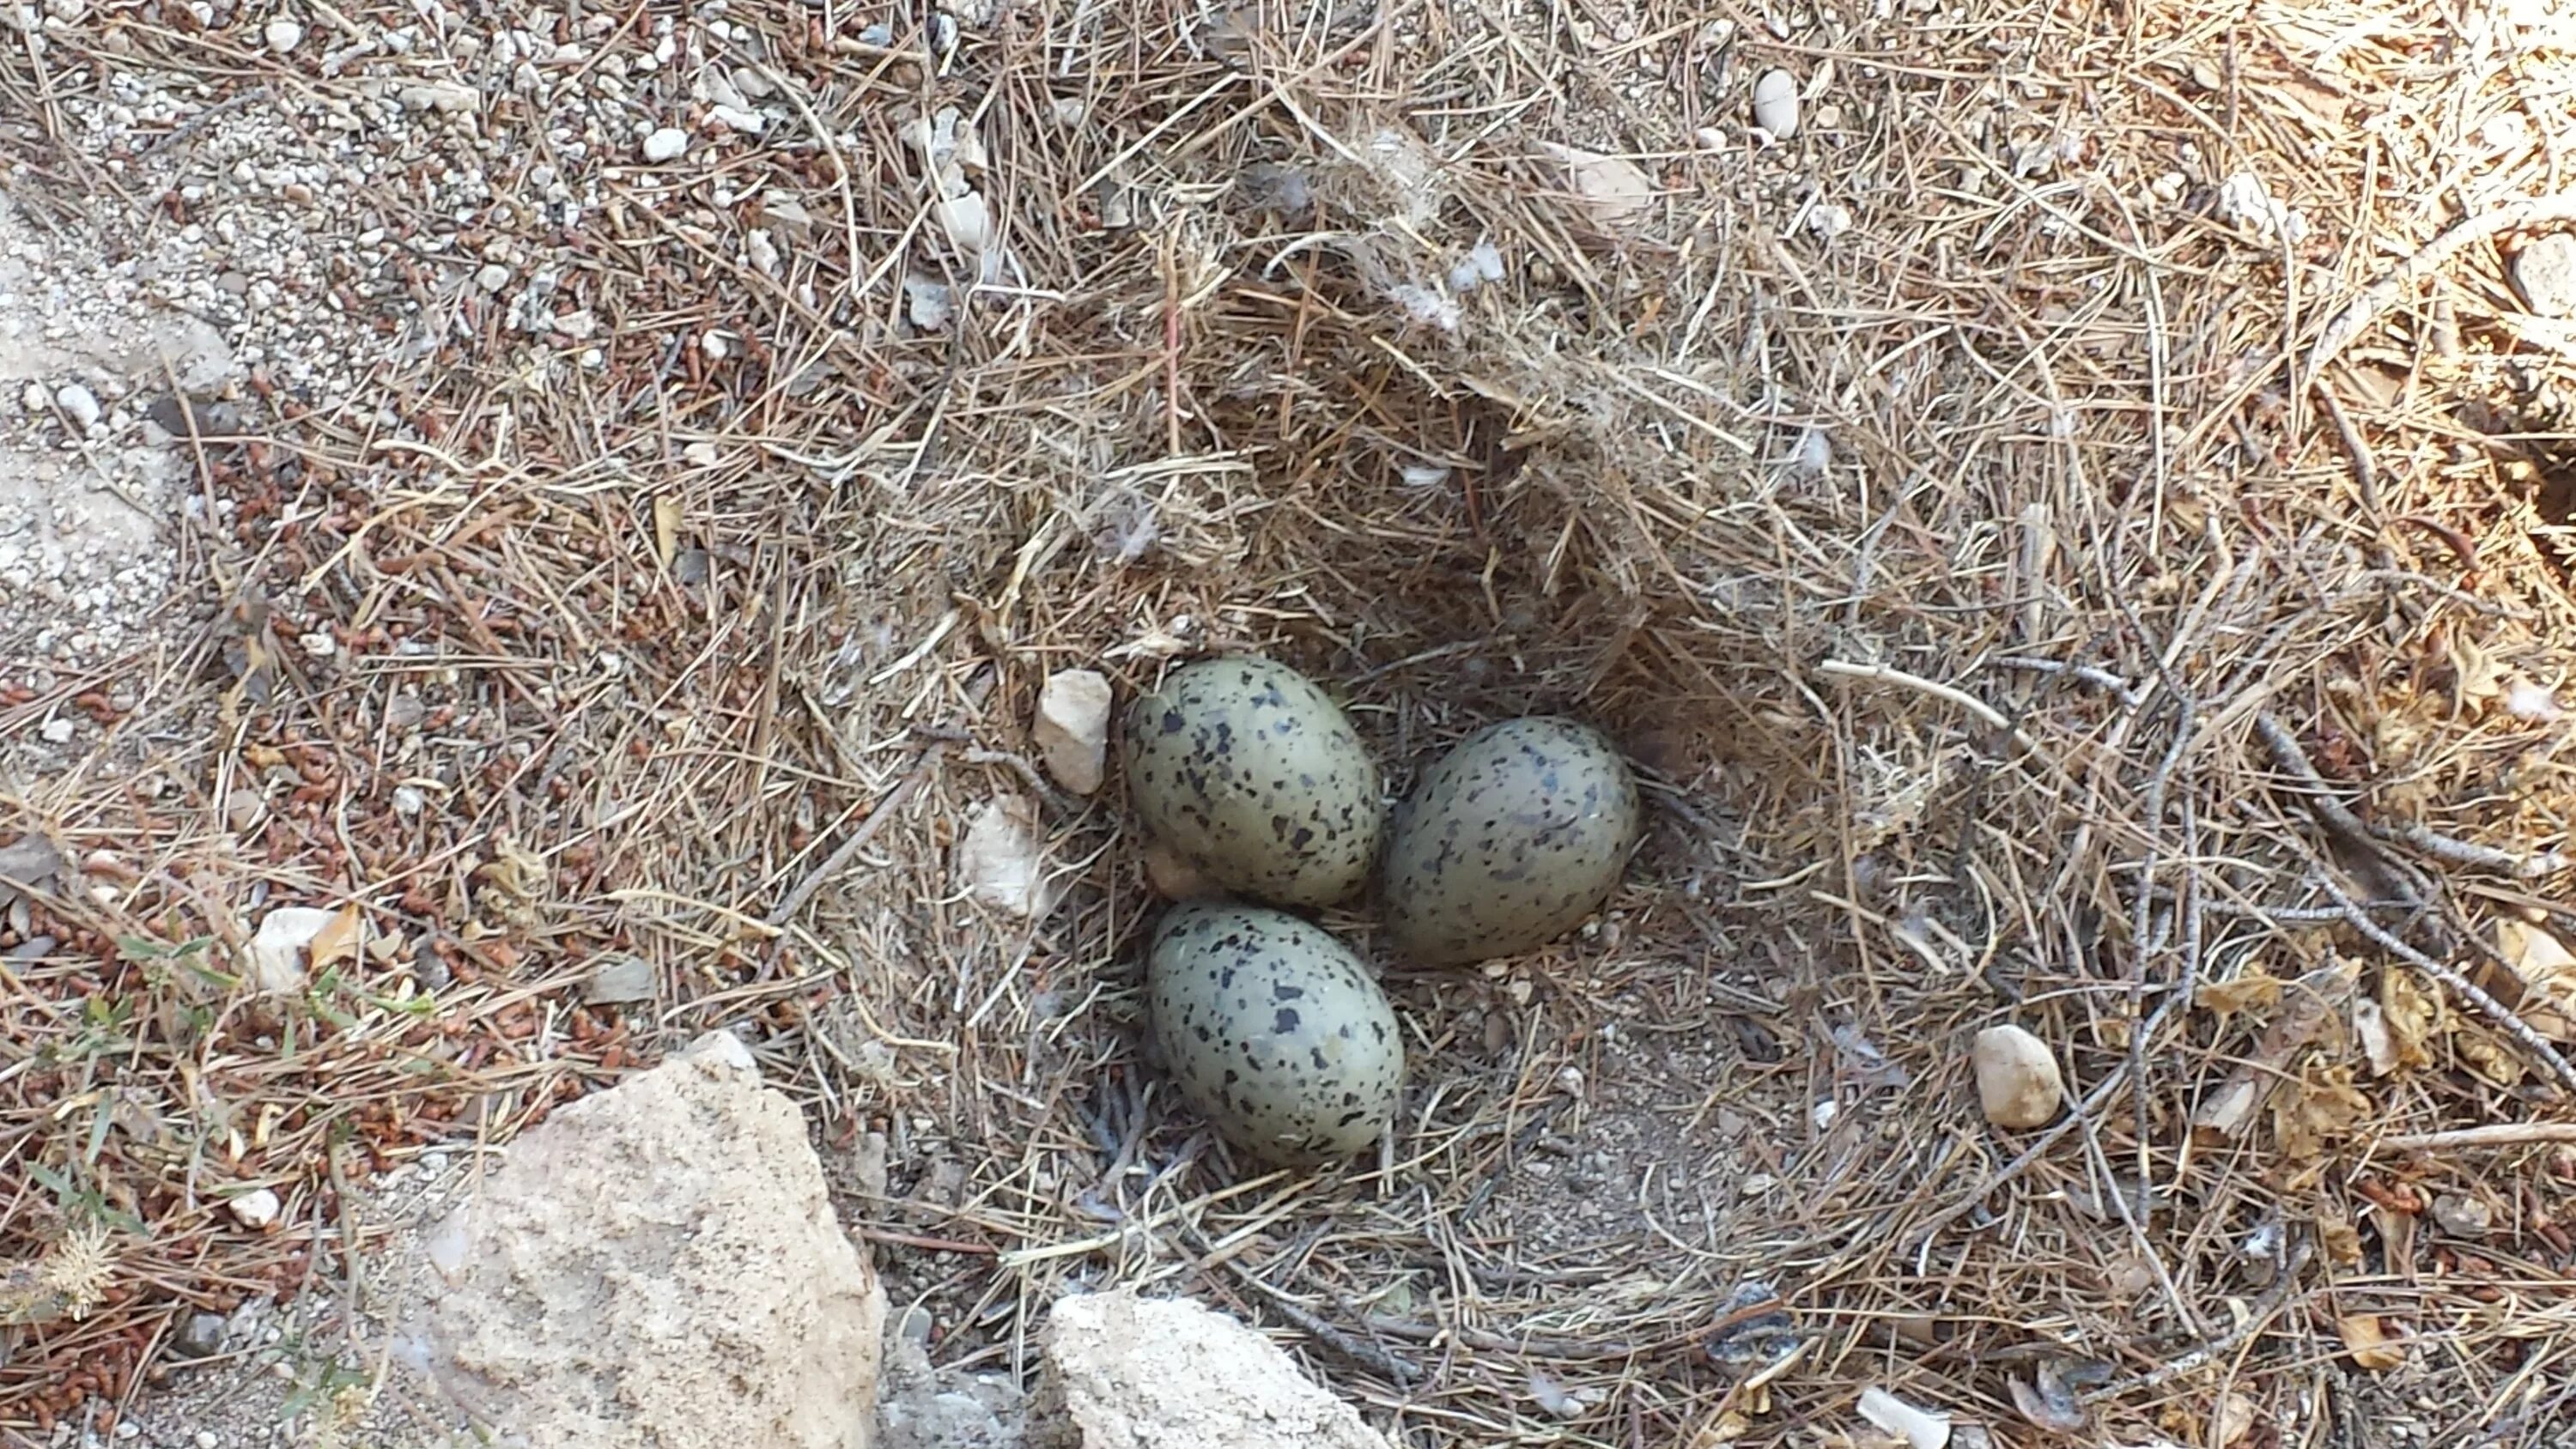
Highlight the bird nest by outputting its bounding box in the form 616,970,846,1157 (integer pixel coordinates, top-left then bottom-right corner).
7,0,2576,1443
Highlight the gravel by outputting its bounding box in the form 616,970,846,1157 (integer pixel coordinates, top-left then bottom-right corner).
0,0,835,781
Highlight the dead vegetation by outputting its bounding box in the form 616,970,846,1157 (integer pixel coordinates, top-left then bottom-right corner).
6,0,2576,1443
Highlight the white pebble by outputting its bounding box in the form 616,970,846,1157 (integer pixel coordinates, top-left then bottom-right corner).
197,1434,220,1449
1033,669,1113,795
229,1186,283,1228
300,630,336,657
1971,1025,2064,1129
40,718,74,745
263,16,301,52
53,382,101,429
641,126,689,162
1753,69,1801,139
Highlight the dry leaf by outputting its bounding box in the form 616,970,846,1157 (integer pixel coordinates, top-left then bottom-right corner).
2193,961,2357,1140
2337,1313,2407,1371
1540,142,1656,228
2494,920,2576,1040
2380,967,2439,1068
2353,997,2397,1076
652,494,682,569
2197,965,2284,1016
959,794,1049,918
2316,1213,2364,1266
2458,1028,2525,1088
2213,1391,2257,1446
2273,1064,2370,1159
307,901,364,973
2444,627,2502,710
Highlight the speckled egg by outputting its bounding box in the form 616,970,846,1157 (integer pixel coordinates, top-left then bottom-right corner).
1147,902,1405,1166
1382,717,1642,966
1121,656,1382,908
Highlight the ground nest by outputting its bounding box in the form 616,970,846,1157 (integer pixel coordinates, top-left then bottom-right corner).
7,0,2576,1445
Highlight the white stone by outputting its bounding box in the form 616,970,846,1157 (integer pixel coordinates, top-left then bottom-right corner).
39,718,74,744
1034,669,1113,795
53,382,100,429
407,1034,884,1449
959,794,1048,917
641,126,689,162
1042,1290,1394,1449
1972,1024,2064,1129
263,16,301,52
2512,233,2576,319
228,1187,283,1228
1753,70,1800,139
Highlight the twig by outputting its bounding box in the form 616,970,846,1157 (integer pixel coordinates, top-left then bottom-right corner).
1208,1253,1423,1385
766,749,947,928
2310,872,2576,1099
2302,191,2576,390
1818,658,2015,735
2385,822,2571,881
2375,1123,2576,1153
2251,712,2430,905
1988,656,2143,707
854,1225,999,1255
2092,1238,2314,1399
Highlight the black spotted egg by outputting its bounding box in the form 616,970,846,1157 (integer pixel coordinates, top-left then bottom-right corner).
1382,717,1642,967
1121,656,1382,907
1147,902,1405,1166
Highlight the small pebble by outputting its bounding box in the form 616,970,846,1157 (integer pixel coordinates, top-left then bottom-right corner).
2431,1193,2492,1239
580,954,657,1005
173,1313,228,1360
1033,668,1113,795
641,126,690,162
39,718,74,745
228,1186,283,1228
264,16,301,52
1753,69,1800,139
53,382,102,430
197,1433,222,1449
1971,1024,2063,1129
2511,232,2576,318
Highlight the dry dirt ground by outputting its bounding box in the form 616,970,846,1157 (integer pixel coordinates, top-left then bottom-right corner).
7,0,2576,1446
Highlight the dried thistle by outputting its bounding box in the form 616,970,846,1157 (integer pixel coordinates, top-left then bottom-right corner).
0,1224,116,1325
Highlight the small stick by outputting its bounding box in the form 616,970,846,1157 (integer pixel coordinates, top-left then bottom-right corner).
2375,1123,2576,1152
767,667,997,927
2310,872,2576,1098
854,1225,999,1255
2383,822,2571,881
1817,659,2014,735
1988,656,2143,707
1211,1256,1423,1385
2303,191,2576,390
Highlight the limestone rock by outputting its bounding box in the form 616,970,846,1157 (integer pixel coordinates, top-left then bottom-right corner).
1972,1024,2064,1130
877,1311,1028,1449
1034,669,1113,795
2512,232,2576,318
408,1031,885,1449
1034,1289,1392,1449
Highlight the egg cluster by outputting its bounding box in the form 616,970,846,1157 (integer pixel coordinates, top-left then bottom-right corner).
1119,654,1643,1167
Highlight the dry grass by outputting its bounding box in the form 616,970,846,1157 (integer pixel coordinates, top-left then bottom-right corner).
8,0,2576,1443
